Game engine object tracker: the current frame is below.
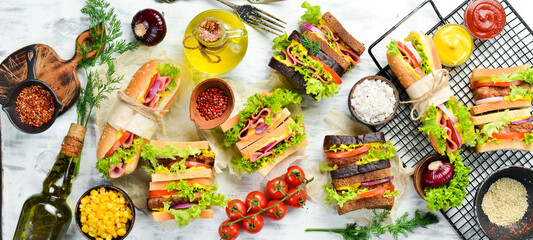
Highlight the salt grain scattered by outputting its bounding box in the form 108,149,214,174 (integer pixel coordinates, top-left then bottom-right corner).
481,177,528,226
351,79,396,123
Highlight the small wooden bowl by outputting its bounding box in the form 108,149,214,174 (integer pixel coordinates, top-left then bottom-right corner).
413,154,449,199
190,78,234,130
75,185,135,240
475,166,533,240
348,75,399,126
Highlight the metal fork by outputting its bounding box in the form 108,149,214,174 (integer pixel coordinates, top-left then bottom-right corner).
216,0,286,34
247,0,285,3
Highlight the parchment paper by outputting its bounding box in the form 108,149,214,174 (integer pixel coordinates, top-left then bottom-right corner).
306,108,414,224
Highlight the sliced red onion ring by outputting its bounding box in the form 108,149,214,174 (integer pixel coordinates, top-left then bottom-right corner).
258,140,277,153
475,96,505,105
255,124,269,134
171,203,197,209
511,116,533,125
299,22,327,41
144,80,162,102
437,104,458,124
404,42,422,64
361,176,394,186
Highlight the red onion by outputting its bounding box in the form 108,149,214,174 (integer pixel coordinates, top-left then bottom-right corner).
437,104,458,124
422,160,454,188
475,96,505,105
361,176,394,186
511,116,533,125
144,81,161,101
171,203,197,209
299,22,328,41
132,9,167,46
259,140,277,152
404,42,422,64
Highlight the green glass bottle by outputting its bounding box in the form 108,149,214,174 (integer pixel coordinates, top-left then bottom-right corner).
13,123,86,240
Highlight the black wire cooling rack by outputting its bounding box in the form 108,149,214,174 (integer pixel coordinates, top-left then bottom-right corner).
367,0,533,239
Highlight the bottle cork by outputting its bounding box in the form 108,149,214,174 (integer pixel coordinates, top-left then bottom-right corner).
61,123,87,157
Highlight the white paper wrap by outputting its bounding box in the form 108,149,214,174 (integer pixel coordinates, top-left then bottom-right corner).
306,108,414,224
405,69,453,117
107,99,158,139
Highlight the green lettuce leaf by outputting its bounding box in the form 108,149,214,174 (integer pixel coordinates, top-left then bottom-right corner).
359,141,396,164
319,161,334,172
424,151,470,211
386,40,401,55
524,133,533,144
478,109,512,146
411,37,431,75
272,32,291,59
222,88,301,148
489,67,533,84
231,115,306,174
164,181,228,227
157,63,180,92
141,143,211,174
419,105,448,153
323,184,368,208
328,143,364,152
299,1,321,26
382,190,399,198
506,85,533,102
96,137,144,179
445,99,478,147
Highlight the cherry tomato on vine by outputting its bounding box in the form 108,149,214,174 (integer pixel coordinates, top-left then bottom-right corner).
245,191,267,213
266,177,289,199
225,199,246,220
218,220,240,240
264,200,287,221
242,213,264,234
284,166,306,187
286,188,306,208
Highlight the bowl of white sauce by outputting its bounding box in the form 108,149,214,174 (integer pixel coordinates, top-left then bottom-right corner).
348,75,399,126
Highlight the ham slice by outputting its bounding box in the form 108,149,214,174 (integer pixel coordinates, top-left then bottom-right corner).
338,43,360,65
438,114,461,152
238,108,272,140
318,25,339,42
122,133,136,148
159,76,171,91
249,133,294,162
396,41,420,68
109,162,125,179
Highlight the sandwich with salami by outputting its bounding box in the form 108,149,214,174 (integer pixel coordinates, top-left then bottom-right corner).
320,133,398,215
472,109,533,152
220,88,307,175
470,65,533,115
143,140,227,226
96,60,181,179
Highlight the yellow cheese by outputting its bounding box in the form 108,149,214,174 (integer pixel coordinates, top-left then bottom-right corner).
337,183,361,191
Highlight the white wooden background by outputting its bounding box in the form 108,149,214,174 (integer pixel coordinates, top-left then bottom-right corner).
2,0,532,239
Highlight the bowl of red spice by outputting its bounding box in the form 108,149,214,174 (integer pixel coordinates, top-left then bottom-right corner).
3,79,62,133
190,78,234,130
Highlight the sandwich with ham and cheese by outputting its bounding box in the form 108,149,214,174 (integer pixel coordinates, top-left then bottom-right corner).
96,60,181,179
220,88,307,176
321,133,398,215
470,65,533,115
143,140,227,226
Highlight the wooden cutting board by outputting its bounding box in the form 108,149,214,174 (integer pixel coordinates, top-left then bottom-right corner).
0,28,99,115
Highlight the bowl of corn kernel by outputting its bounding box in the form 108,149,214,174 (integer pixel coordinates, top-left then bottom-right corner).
75,185,135,240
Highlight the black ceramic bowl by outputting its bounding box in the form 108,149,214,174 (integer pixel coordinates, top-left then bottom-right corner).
348,75,399,126
475,166,533,240
3,79,62,133
75,185,135,240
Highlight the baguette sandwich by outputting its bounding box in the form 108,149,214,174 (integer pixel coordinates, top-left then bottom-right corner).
220,88,307,176
386,31,441,89
143,140,227,226
321,133,398,215
472,109,533,152
96,60,181,179
470,65,533,115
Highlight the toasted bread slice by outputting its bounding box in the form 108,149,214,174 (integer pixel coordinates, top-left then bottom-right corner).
149,178,212,191
239,117,294,158
322,12,365,56
337,196,394,215
470,108,531,125
257,137,308,176
151,169,214,182
471,100,531,116
332,168,391,189
234,108,291,151
148,140,209,150
303,30,351,71
476,140,533,153
152,209,213,222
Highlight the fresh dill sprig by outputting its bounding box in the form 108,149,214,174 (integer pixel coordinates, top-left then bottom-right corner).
75,0,139,174
301,35,321,55
305,210,439,240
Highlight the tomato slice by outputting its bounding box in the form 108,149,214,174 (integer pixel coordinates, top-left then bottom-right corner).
490,132,528,140
471,80,522,89
148,189,179,198
356,185,395,199
185,161,212,169
324,144,370,159
310,55,342,84
105,131,132,158
396,41,420,68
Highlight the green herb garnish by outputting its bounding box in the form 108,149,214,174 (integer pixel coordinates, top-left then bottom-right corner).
301,35,321,55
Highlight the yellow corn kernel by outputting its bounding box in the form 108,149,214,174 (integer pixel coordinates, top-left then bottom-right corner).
117,228,126,236
82,225,89,233
90,190,98,196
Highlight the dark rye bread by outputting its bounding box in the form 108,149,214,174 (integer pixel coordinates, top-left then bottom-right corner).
322,12,365,56
303,30,351,71
288,31,344,76
323,133,385,150
330,159,391,179
332,168,391,188
336,181,394,215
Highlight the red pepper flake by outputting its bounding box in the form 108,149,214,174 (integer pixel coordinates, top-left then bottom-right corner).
196,87,228,121
15,85,55,127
